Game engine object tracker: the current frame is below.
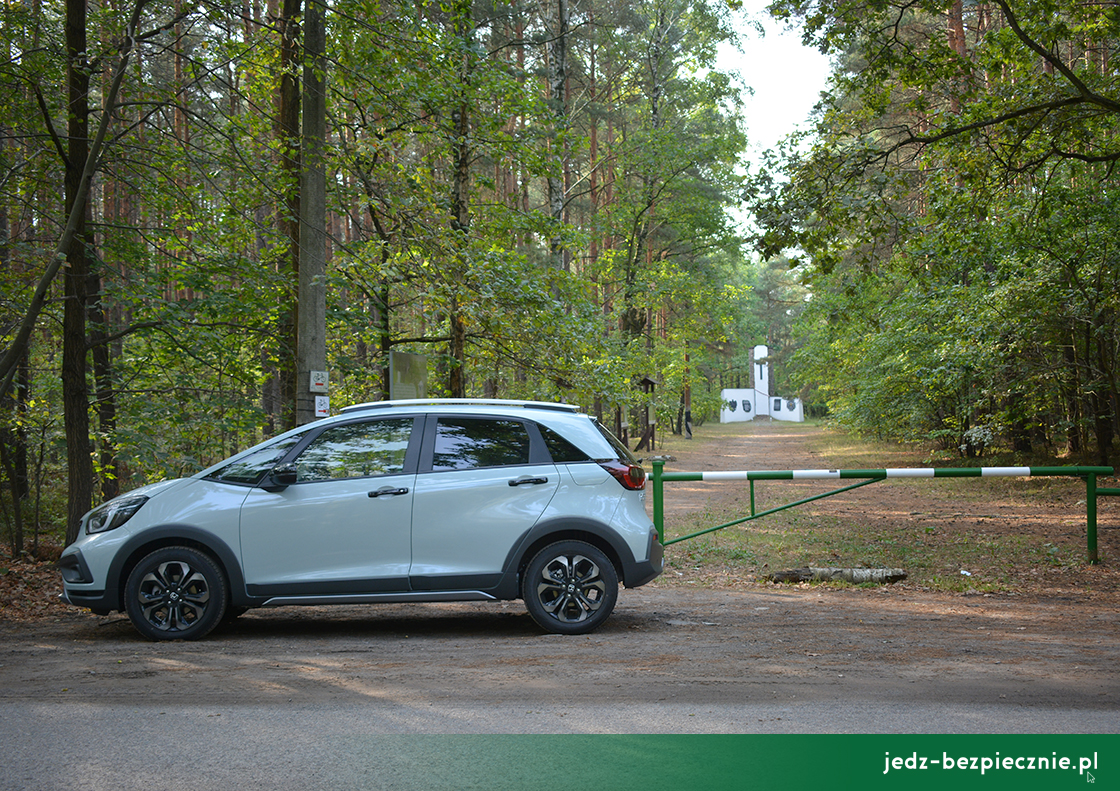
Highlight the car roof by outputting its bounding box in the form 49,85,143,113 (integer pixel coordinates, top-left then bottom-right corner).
340,398,582,415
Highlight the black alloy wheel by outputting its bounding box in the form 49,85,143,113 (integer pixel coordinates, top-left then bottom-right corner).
124,546,228,641
523,540,618,635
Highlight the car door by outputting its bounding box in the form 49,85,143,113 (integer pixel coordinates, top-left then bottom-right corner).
409,416,559,590
239,416,419,596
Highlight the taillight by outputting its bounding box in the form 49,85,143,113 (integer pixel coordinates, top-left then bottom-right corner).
598,459,646,490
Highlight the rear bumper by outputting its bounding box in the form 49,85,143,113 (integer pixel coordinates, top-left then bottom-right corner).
622,529,663,588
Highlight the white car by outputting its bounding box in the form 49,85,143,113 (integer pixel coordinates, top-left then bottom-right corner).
59,399,663,639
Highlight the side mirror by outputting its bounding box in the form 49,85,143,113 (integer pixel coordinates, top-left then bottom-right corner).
261,462,298,492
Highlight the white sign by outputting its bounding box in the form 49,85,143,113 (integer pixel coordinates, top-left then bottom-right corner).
314,395,330,417
310,370,329,394
390,351,428,400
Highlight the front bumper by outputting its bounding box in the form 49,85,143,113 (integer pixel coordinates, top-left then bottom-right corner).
58,548,115,615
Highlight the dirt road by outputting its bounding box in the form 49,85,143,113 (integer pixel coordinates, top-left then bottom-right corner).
2,583,1116,715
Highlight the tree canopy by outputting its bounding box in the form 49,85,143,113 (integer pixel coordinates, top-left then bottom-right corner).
0,0,757,546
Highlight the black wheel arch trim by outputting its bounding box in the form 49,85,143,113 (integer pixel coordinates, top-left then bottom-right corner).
496,516,656,598
102,525,260,612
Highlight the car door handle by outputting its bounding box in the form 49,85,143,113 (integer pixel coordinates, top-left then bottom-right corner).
368,486,410,498
508,476,549,486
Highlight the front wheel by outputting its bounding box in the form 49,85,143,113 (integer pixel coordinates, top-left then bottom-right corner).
124,546,228,641
522,541,618,635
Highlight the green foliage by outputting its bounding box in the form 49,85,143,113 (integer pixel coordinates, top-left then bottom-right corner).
751,0,1120,462
0,0,756,537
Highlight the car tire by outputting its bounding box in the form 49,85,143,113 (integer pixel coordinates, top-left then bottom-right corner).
522,540,618,635
124,546,228,641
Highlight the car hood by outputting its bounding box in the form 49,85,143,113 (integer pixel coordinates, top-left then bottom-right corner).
89,477,194,512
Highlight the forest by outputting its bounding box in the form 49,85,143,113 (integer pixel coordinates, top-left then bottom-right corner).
751,0,1120,464
1,0,1117,555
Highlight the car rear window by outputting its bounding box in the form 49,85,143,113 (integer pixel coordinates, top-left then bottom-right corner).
539,425,591,463
594,420,638,463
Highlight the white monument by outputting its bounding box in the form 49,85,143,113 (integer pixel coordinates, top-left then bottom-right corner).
720,344,804,423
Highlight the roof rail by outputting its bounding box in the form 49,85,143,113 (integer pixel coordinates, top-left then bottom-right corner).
340,398,582,414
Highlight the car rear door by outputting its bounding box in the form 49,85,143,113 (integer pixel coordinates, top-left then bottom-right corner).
409,415,558,590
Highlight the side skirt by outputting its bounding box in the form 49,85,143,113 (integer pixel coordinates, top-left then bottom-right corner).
260,590,498,607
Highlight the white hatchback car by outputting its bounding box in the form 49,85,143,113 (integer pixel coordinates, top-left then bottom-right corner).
59,399,663,639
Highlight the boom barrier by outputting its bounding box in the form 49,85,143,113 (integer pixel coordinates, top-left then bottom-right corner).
650,462,1117,563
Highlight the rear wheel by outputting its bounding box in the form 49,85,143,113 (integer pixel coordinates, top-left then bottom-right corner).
124,546,228,641
522,540,618,635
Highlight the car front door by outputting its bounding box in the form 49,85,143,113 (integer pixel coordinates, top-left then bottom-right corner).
239,416,419,597
409,416,559,590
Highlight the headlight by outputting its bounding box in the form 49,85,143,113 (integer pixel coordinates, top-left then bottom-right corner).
86,495,149,534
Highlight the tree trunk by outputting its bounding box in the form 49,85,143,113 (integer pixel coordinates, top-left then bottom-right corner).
0,434,23,557
88,274,120,501
63,0,94,545
448,0,472,398
449,307,467,399
275,0,302,430
768,567,908,584
947,1,966,58
364,204,394,402
545,0,569,271
1062,341,1082,454
377,280,391,400
947,0,967,118
1092,333,1115,465
296,0,327,425
1008,389,1032,453
0,131,30,509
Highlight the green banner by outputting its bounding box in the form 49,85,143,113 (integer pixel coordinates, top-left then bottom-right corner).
344,734,1116,790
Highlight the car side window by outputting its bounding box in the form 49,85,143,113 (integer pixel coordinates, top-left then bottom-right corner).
431,418,531,471
539,425,591,463
295,418,414,482
207,436,301,485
